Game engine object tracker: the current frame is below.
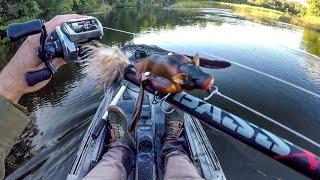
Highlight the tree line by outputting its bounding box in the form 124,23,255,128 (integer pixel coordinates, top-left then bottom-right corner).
0,0,320,30
307,0,320,16
0,0,105,29
246,0,306,15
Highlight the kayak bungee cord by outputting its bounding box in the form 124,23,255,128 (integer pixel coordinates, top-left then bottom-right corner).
102,26,320,100
102,26,320,148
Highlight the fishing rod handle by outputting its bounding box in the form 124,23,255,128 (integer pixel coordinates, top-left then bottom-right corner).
7,19,43,42
25,68,52,86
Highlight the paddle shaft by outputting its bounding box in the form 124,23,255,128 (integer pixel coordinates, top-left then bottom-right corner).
124,67,320,179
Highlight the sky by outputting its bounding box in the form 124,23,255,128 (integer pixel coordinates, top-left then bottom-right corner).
290,0,308,6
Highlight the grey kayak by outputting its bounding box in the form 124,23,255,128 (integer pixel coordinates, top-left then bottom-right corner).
67,44,226,180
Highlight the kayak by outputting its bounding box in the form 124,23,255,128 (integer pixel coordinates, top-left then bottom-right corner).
67,43,226,180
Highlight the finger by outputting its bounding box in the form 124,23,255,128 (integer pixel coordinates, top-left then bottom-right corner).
55,14,88,23
46,14,89,34
52,58,66,68
33,61,47,71
24,62,51,92
66,14,88,19
31,58,65,73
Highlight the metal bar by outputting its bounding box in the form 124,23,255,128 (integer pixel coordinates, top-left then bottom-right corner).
124,68,320,179
102,85,127,119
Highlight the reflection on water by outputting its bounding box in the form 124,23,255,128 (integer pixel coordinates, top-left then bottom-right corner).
302,29,320,57
95,8,214,46
20,64,86,112
304,57,320,85
300,29,320,85
2,7,320,179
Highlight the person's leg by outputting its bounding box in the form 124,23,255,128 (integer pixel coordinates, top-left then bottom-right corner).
83,140,133,180
163,145,203,180
84,105,134,180
161,108,204,180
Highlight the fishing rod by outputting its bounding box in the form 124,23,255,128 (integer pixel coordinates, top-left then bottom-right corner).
215,90,320,149
124,66,320,179
103,26,320,149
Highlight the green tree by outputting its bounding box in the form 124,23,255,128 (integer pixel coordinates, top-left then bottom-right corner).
307,0,320,16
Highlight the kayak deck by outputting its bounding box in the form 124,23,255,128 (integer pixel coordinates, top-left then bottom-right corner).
67,84,225,180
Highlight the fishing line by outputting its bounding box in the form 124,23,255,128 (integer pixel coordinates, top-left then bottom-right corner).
102,26,320,147
103,27,136,36
102,26,320,100
157,41,320,100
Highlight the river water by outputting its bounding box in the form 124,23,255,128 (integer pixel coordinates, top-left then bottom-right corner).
2,7,320,179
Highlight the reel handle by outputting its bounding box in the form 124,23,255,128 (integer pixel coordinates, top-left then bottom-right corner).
25,68,52,86
7,19,43,42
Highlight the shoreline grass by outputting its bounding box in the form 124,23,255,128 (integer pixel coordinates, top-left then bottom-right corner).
170,1,320,32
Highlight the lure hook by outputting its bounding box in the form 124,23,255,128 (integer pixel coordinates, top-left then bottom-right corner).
159,93,175,114
204,86,219,101
151,91,174,113
152,91,162,104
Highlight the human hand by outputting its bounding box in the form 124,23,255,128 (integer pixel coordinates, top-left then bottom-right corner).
0,14,87,104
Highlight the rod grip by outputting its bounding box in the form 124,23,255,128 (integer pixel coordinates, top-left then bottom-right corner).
7,19,43,42
25,68,52,86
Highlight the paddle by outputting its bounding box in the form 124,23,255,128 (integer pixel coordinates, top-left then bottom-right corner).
185,55,231,69
124,66,320,179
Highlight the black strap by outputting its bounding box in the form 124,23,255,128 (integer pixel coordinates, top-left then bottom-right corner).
130,73,149,133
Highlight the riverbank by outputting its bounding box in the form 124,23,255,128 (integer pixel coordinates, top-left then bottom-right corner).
171,1,320,31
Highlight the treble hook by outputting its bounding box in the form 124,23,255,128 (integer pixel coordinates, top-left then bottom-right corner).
204,86,219,101
159,93,175,114
152,91,162,104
